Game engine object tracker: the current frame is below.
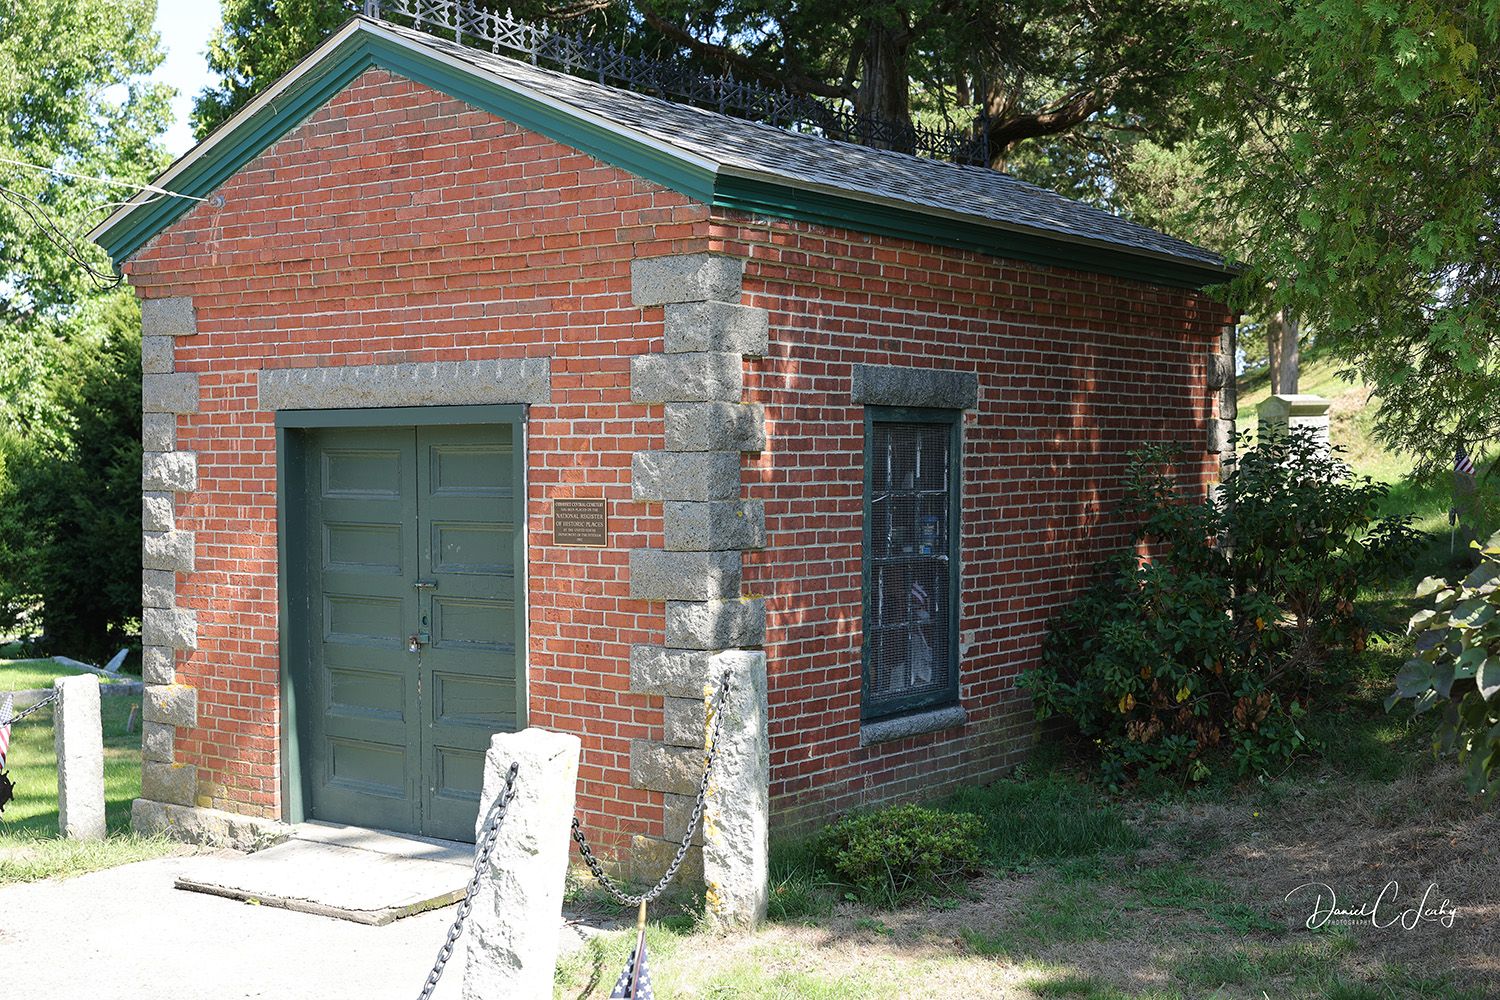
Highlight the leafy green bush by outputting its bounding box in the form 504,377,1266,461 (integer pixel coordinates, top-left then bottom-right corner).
0,293,143,659
1023,429,1416,788
1388,530,1500,804
814,803,984,908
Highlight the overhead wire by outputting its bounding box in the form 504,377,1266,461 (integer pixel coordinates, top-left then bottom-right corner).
0,154,207,202
0,184,123,288
0,152,202,290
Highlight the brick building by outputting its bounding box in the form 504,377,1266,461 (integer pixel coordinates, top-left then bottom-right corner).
91,16,1235,872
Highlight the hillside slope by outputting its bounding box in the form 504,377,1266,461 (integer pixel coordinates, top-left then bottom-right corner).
1235,349,1490,536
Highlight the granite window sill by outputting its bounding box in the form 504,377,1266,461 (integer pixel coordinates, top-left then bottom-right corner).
860,704,968,747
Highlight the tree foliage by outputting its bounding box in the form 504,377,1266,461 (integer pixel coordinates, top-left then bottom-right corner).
0,294,144,658
193,0,358,138
0,0,167,656
1190,0,1500,467
631,0,1199,166
0,0,171,320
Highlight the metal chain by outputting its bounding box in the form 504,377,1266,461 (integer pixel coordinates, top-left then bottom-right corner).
416,760,520,1000
2,692,57,726
571,668,732,906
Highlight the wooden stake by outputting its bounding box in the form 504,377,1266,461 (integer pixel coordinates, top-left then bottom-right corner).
629,899,647,999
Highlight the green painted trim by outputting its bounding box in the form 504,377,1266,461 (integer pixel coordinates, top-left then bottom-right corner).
102,44,373,264
713,173,1232,291
373,41,716,204
276,425,310,825
98,25,715,263
861,405,964,723
275,403,527,429
511,417,530,732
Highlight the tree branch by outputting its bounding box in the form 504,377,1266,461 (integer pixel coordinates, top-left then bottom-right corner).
985,82,1114,156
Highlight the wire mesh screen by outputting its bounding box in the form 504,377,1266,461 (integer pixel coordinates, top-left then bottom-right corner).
866,420,954,717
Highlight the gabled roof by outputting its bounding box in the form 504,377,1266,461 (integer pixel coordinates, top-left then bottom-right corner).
91,17,1233,289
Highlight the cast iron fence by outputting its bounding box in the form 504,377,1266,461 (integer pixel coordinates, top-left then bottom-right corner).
352,0,990,165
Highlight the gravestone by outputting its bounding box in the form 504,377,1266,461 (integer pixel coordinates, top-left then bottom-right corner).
1257,394,1332,451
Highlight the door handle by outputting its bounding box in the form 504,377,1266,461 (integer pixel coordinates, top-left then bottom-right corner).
414,579,438,591
407,630,431,653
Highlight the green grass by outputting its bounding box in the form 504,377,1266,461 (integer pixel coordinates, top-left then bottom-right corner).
963,881,1133,957
1173,936,1353,989
0,832,175,883
943,775,1143,870
698,966,870,999
0,657,125,694
1,695,140,833
1024,974,1187,1000
1119,863,1282,934
1171,940,1487,1000
763,775,1141,921
766,839,837,921
0,693,173,883
558,930,879,999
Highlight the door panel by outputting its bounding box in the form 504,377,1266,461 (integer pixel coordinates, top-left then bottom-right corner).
304,427,420,835
296,420,521,843
416,424,521,842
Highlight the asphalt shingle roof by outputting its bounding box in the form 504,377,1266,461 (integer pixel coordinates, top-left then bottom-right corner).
389,21,1228,275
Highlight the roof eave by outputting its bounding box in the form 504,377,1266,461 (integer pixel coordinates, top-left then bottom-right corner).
711,167,1234,291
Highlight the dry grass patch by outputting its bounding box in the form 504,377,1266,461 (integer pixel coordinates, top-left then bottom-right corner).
556,753,1497,999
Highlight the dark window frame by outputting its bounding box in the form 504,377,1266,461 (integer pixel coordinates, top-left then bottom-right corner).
860,406,963,721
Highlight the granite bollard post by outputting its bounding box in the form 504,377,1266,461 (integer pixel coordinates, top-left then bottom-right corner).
702,651,770,930
53,674,106,840
462,728,580,1000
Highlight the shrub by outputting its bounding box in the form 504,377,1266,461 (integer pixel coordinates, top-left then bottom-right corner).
1023,429,1416,788
1388,530,1500,804
814,803,984,907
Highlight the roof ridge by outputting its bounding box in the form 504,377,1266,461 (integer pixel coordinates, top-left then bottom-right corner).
397,21,1227,271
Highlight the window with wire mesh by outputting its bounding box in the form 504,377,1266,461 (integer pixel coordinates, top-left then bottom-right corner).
864,416,958,719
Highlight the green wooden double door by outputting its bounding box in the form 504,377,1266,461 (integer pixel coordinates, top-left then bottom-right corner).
293,422,522,843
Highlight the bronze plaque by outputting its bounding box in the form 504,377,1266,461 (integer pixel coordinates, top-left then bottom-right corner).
552,498,609,548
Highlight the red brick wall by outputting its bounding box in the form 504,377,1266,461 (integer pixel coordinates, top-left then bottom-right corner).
711,216,1227,832
125,69,708,854
125,66,1227,851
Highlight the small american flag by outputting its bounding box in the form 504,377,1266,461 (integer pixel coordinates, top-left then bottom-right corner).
0,694,12,770
1456,448,1477,477
609,941,654,1000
